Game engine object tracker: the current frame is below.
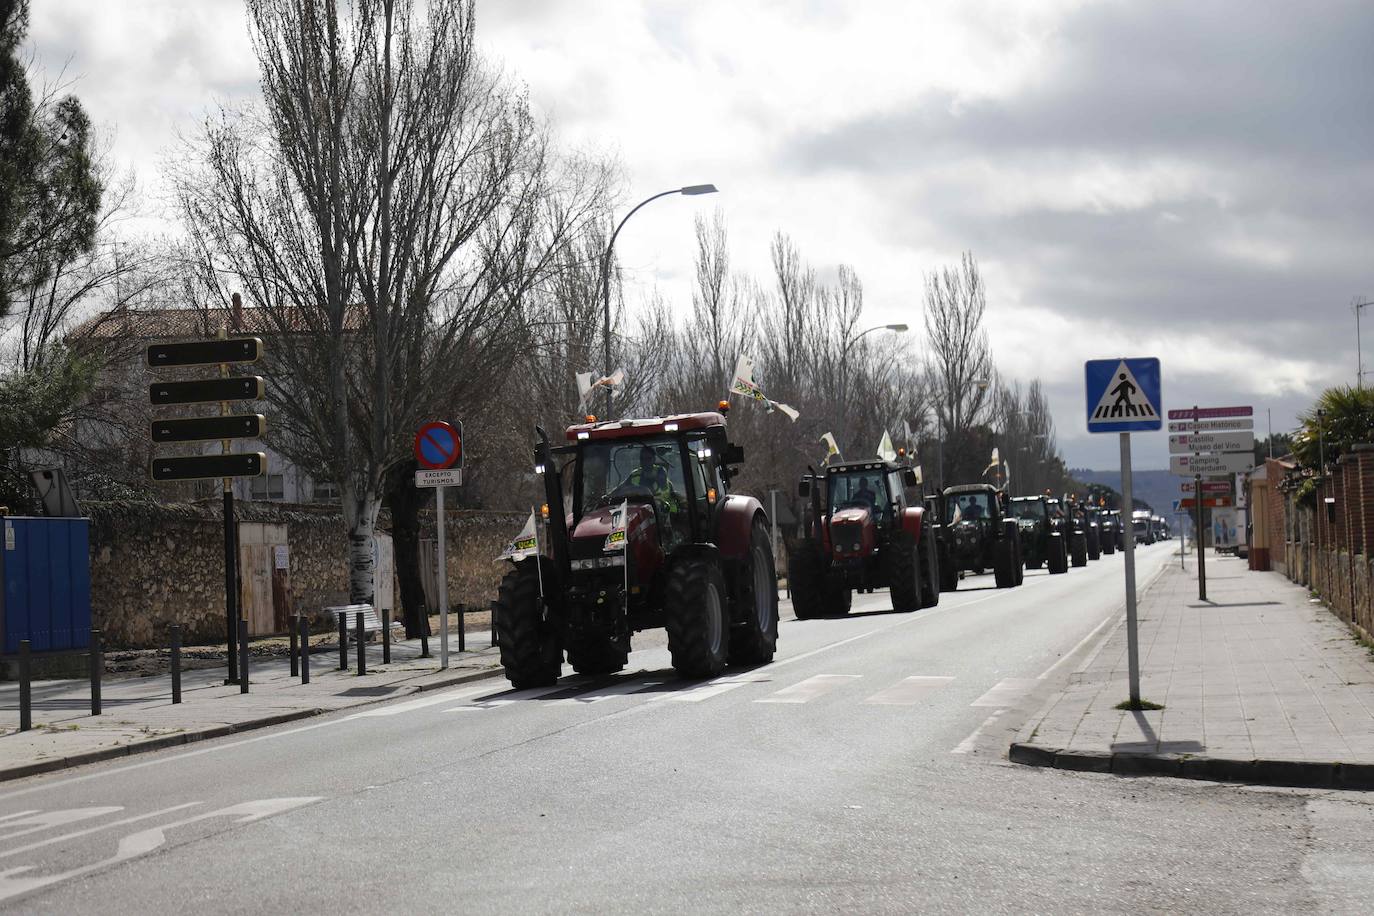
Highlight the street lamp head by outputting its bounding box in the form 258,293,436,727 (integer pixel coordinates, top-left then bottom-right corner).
885,323,909,332
972,377,990,390
680,184,718,196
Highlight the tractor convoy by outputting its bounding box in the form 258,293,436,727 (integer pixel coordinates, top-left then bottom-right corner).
492,405,1160,689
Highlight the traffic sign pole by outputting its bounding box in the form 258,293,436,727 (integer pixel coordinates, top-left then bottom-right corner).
1196,471,1207,601
437,484,449,670
1120,432,1140,707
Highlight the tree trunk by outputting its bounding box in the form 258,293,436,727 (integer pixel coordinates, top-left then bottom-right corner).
343,488,380,606
384,459,431,639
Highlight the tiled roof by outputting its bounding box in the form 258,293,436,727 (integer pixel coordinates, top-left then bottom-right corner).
70,305,366,341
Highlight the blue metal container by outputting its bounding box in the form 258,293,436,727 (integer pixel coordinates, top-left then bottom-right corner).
1,517,92,653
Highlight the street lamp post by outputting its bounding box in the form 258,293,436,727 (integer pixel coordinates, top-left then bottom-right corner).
837,323,908,444
600,184,718,418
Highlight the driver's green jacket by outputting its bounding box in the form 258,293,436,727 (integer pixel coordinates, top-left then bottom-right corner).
627,466,681,512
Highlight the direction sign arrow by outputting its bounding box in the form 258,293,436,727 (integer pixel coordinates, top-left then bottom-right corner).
1166,405,1253,421
150,453,266,482
1170,452,1252,476
146,338,263,369
152,414,266,444
150,377,265,406
1168,432,1255,454
1167,418,1254,433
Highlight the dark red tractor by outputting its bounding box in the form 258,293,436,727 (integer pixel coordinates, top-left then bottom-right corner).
787,459,941,617
494,411,779,688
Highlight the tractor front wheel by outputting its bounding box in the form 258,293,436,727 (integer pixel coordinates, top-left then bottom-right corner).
920,533,941,608
886,530,922,612
825,569,853,616
494,560,562,689
993,539,1016,589
566,634,627,677
1070,532,1089,567
788,540,828,620
665,556,729,679
729,518,780,665
938,540,959,592
1048,533,1069,574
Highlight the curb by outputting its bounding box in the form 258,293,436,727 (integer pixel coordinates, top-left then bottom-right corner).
1009,742,1374,791
0,664,505,785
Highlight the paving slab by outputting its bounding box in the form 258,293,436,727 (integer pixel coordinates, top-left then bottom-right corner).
1012,548,1374,790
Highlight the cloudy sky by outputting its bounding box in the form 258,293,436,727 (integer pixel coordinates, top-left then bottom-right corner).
27,0,1368,470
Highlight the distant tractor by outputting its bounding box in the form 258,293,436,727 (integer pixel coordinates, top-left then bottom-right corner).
1090,508,1117,555
494,411,779,689
1010,495,1069,574
941,483,1024,589
1047,497,1089,567
789,459,941,617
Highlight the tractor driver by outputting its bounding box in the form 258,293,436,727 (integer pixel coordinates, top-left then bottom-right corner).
626,445,683,538
855,477,877,509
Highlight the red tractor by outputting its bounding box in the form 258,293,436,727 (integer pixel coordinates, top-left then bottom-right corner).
494,411,779,688
788,459,941,617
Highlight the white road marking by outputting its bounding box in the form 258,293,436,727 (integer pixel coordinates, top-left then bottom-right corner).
756,674,862,704
952,711,1006,755
446,684,570,710
0,807,122,842
549,679,666,706
971,678,1041,708
347,683,508,718
655,672,772,703
0,803,200,862
863,676,954,706
0,797,320,904
0,812,37,825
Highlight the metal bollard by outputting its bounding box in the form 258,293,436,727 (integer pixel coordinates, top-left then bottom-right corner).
19,640,31,732
90,629,102,716
289,614,299,678
356,612,366,676
171,625,182,705
458,604,466,654
300,614,311,684
338,613,348,671
238,619,250,694
382,611,391,665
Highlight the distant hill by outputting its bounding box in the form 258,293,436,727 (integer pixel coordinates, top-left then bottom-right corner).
1070,468,1178,516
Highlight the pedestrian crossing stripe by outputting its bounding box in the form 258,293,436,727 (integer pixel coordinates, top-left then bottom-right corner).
1084,356,1163,433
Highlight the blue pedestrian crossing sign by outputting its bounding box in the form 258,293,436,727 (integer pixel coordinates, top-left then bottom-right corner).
1084,357,1162,433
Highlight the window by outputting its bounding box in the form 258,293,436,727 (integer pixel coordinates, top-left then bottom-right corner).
251,473,285,501
312,480,340,502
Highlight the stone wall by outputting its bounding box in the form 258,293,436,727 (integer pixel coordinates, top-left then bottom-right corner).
85,500,526,649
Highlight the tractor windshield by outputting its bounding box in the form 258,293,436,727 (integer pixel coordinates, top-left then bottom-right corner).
576,436,688,515
829,471,889,514
947,491,992,524
1011,499,1046,522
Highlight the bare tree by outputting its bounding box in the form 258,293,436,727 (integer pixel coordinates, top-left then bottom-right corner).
924,251,993,488
174,0,607,608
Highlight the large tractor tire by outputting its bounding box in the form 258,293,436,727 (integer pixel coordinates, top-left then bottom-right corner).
566,634,627,677
938,540,959,592
1013,533,1025,586
1087,528,1101,561
665,555,729,679
494,560,562,689
1048,533,1069,574
730,518,780,665
788,540,828,620
886,530,922,613
825,569,853,616
920,534,941,608
993,539,1017,589
1070,532,1089,568
1101,534,1116,556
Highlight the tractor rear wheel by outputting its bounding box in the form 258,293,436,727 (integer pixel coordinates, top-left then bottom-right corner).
886,530,922,612
1102,535,1116,556
1048,534,1069,574
665,556,729,679
729,518,779,665
494,560,561,689
938,540,959,592
993,539,1016,589
1013,534,1025,585
566,634,627,676
1070,532,1088,567
788,540,828,620
1087,529,1101,561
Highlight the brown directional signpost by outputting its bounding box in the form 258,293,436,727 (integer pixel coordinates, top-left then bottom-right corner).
147,333,266,685
1167,405,1255,601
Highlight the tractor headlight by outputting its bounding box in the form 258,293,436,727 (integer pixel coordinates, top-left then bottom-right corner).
571,556,626,571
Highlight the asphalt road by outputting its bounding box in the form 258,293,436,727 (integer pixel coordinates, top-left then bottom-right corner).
2,541,1372,914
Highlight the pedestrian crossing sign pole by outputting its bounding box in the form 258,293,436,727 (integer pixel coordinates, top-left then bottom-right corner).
1085,357,1162,707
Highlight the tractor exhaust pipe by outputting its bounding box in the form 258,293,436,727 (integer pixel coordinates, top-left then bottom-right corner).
535,426,571,584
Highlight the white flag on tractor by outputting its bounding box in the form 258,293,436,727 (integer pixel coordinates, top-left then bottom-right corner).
984,447,1001,475
913,464,923,485
496,510,539,562
877,429,897,462
577,368,625,410
902,418,914,450
820,432,841,464
730,356,799,421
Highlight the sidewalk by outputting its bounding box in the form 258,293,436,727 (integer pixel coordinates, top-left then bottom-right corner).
0,632,504,782
1011,549,1374,790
